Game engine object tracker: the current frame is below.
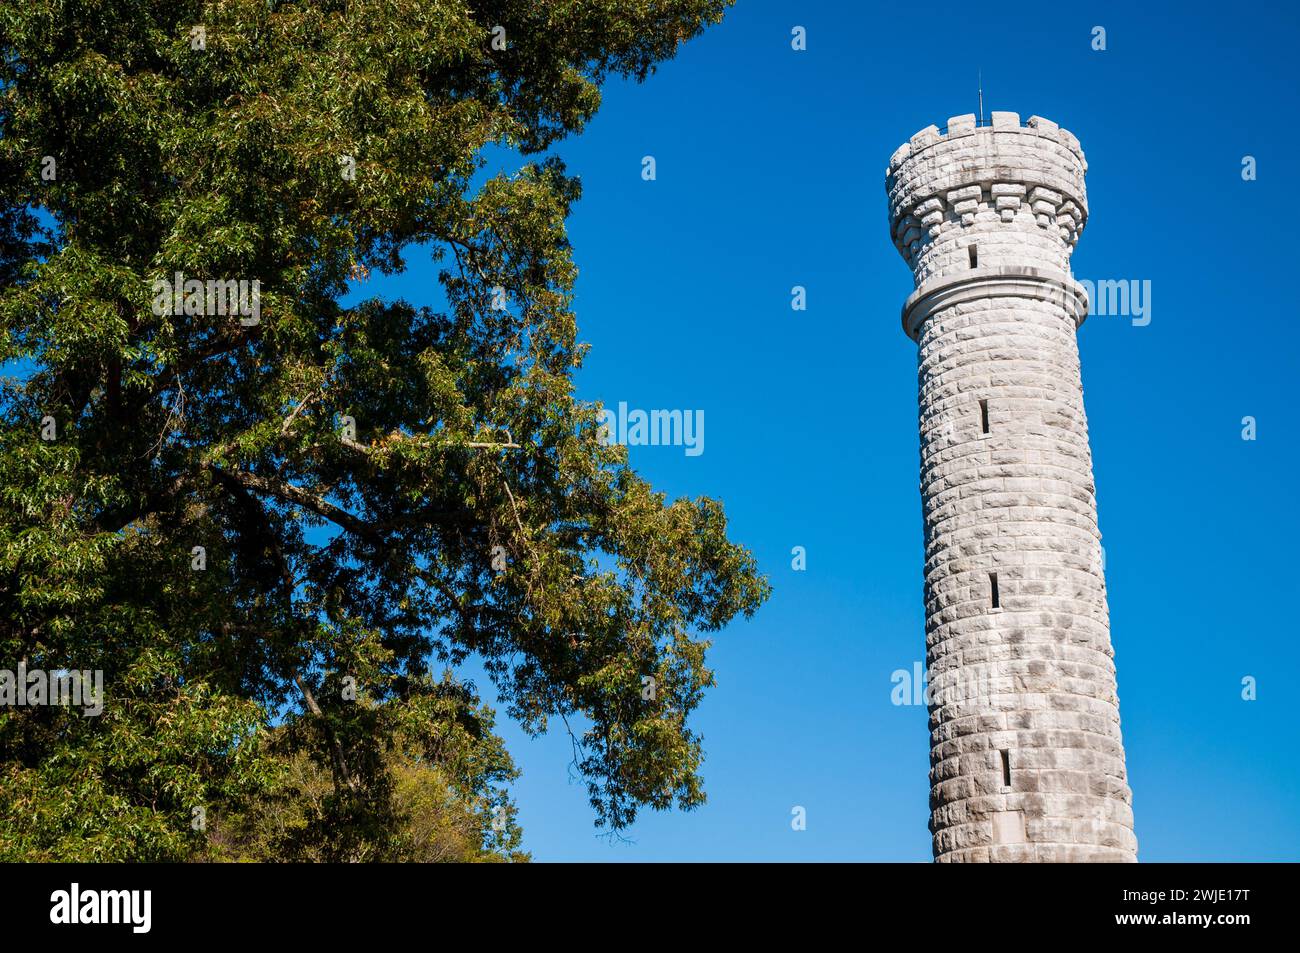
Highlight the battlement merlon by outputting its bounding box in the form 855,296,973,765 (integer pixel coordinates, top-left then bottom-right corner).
886,113,1089,278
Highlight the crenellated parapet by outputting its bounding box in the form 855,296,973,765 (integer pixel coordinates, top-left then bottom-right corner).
886,113,1088,289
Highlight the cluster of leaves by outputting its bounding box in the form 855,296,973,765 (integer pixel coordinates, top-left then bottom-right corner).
0,0,764,860
205,673,527,862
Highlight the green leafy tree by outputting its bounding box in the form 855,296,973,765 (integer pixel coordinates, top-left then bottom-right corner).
0,0,766,860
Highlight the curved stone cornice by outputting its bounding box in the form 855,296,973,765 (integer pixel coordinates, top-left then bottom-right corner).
901,266,1090,341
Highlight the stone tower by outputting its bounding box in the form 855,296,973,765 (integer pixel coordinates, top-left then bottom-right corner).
886,112,1137,862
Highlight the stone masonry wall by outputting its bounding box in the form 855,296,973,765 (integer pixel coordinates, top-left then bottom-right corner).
887,113,1137,862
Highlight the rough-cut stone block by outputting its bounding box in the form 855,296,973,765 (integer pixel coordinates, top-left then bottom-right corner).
1030,186,1063,206
911,124,941,148
947,114,977,135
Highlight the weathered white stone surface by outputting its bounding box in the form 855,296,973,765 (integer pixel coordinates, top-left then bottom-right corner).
887,114,1137,863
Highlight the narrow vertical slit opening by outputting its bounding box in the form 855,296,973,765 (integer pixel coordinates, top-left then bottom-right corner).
968,244,978,268
1000,749,1012,788
979,399,990,434
989,571,1000,609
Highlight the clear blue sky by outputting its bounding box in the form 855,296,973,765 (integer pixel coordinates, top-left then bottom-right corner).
369,0,1300,860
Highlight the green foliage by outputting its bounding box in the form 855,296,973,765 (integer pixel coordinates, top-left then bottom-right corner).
0,0,764,860
206,674,528,862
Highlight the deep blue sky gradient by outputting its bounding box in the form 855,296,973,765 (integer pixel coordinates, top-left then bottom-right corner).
362,1,1300,861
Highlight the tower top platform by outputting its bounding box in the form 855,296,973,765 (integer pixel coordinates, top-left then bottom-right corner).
886,112,1089,310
